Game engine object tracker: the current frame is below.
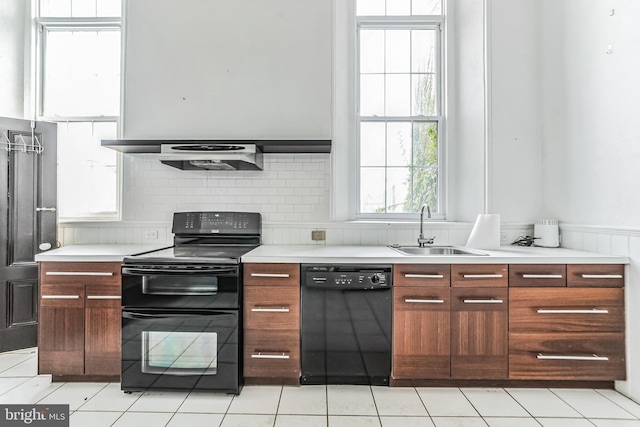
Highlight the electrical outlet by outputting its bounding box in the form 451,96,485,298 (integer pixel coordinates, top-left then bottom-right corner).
311,230,326,241
144,229,158,239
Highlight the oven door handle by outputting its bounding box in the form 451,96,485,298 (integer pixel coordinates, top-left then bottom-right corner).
122,266,237,276
122,310,233,319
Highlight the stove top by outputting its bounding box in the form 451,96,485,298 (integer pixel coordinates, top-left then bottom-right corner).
124,245,257,265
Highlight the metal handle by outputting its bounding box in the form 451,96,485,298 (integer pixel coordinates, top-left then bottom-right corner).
46,271,113,277
87,295,121,300
251,352,290,360
404,298,445,304
404,274,444,279
537,353,609,361
522,274,563,279
537,308,609,314
42,295,80,299
462,274,503,278
251,307,290,313
463,299,504,304
250,273,290,278
581,274,623,279
36,207,57,212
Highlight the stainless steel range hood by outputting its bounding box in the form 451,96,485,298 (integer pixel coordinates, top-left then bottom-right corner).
158,143,263,171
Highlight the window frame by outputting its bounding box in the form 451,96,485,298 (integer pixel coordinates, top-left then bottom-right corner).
355,13,446,220
35,16,122,221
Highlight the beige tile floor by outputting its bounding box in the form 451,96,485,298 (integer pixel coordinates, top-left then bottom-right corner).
1,348,640,427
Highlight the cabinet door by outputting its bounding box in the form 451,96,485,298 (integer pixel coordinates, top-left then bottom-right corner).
85,284,121,376
451,287,508,379
393,287,450,379
38,284,85,375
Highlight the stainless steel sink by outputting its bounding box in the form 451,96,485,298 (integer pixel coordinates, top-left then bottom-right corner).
388,245,488,256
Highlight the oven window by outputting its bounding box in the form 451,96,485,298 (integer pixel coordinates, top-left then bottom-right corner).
142,276,219,295
142,331,218,375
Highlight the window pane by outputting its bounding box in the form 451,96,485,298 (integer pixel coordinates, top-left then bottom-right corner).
410,166,438,212
71,0,96,17
385,74,410,116
387,122,411,166
40,0,71,17
413,122,438,167
412,30,436,73
360,74,385,116
43,29,121,117
361,122,386,166
360,30,385,74
387,167,410,212
412,74,436,116
357,0,385,15
385,30,410,73
412,0,442,14
96,0,122,16
57,121,118,217
360,167,386,213
386,0,410,16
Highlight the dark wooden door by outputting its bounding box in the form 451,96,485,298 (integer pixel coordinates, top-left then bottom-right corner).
0,117,57,352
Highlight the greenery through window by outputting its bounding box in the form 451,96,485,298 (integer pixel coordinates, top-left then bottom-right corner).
357,0,443,216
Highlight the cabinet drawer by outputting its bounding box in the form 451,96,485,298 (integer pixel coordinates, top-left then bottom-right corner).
394,286,450,311
244,286,300,330
244,263,300,286
40,262,121,285
393,264,450,287
509,264,566,287
450,288,508,312
85,284,121,308
40,284,85,308
567,264,624,288
244,330,300,378
451,265,508,287
510,288,624,332
509,332,626,380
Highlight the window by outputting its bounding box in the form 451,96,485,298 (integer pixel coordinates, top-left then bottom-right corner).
36,0,121,220
356,0,444,218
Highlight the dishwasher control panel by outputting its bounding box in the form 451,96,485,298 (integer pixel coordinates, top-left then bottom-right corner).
302,264,392,289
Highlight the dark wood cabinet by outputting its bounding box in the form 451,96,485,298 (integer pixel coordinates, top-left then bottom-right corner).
243,263,300,383
38,262,121,380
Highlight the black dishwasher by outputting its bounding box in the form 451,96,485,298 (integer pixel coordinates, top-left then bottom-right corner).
300,264,392,385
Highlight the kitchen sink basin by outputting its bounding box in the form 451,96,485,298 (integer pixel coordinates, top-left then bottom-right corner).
388,245,488,256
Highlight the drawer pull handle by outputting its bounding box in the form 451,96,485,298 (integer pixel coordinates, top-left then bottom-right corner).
463,299,503,304
462,274,503,279
537,353,609,361
522,274,563,279
86,295,121,300
45,271,114,277
250,273,290,278
251,352,290,360
581,274,623,279
405,298,445,304
42,295,80,299
251,307,290,313
537,308,609,314
404,274,445,279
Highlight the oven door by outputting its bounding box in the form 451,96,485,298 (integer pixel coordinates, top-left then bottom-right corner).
122,265,239,309
121,309,240,393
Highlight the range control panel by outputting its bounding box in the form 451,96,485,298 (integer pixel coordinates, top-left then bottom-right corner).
172,211,261,235
302,265,392,290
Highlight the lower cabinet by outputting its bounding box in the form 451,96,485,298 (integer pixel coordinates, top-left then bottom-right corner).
38,262,121,379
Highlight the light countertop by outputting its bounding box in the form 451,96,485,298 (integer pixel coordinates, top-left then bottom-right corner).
241,245,630,264
34,244,168,262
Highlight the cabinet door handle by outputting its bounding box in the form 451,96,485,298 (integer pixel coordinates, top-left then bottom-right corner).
86,295,121,300
404,274,445,279
522,274,563,279
581,274,623,279
42,295,80,299
251,352,290,359
404,298,445,304
45,271,114,277
462,274,503,279
537,353,609,361
250,273,290,278
463,299,504,304
250,307,290,313
536,308,609,314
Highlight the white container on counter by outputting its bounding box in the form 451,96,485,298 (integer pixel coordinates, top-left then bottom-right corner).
534,219,560,247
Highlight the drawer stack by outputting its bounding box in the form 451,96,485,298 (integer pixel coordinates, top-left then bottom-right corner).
509,264,625,380
243,263,300,382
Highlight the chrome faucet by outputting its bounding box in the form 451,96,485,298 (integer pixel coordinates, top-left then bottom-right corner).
417,204,435,247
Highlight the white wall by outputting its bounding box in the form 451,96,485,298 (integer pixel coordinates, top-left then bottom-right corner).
122,0,332,140
0,0,27,118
